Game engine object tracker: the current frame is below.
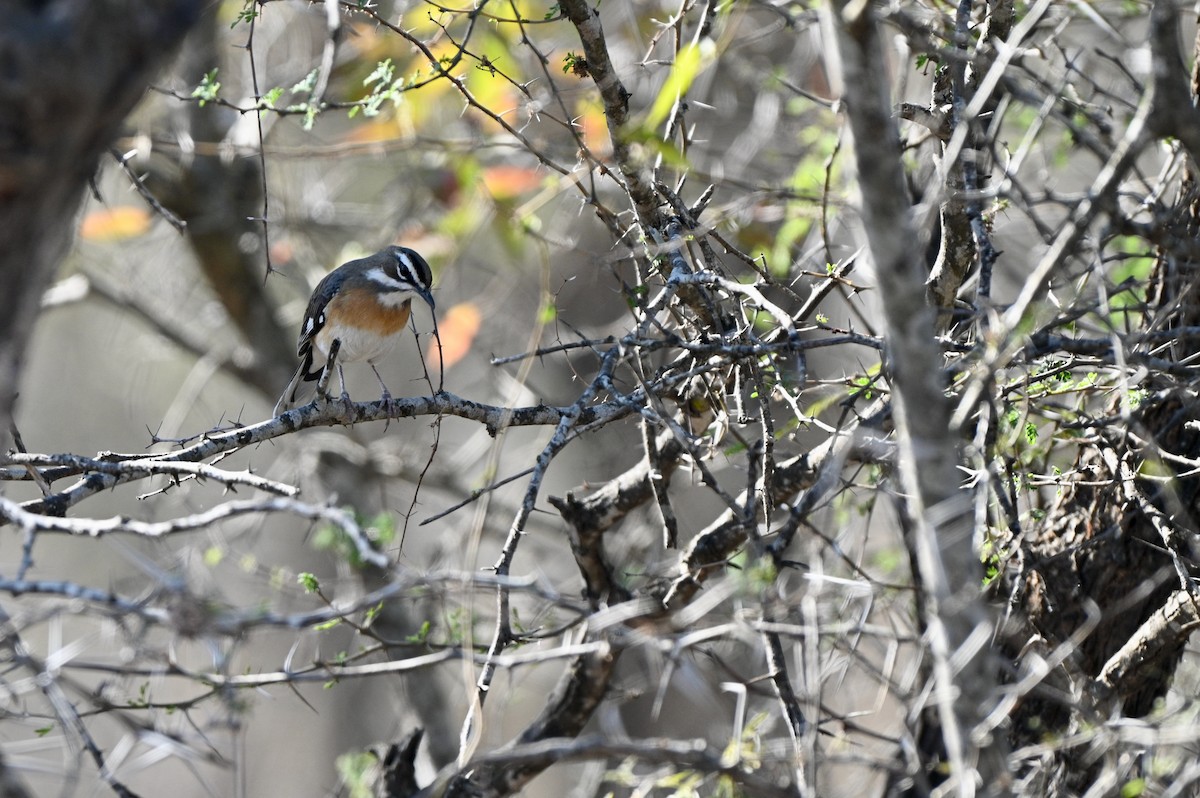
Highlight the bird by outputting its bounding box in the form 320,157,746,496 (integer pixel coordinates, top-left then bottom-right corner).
274,245,435,416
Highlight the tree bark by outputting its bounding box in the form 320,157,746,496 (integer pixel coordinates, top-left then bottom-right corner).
0,0,204,451
826,1,1003,793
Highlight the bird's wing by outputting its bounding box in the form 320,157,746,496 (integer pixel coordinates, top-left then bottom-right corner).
296,269,347,358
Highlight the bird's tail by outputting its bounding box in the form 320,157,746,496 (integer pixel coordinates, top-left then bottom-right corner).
273,364,307,416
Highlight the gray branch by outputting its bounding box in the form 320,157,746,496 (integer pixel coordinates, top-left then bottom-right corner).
3,391,639,518
560,0,663,231
827,0,1002,789
0,495,387,568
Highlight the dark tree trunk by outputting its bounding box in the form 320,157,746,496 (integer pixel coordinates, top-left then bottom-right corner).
0,0,204,448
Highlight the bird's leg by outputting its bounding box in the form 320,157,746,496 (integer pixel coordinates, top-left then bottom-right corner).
369,362,394,428
315,339,343,404
369,363,393,403
337,363,355,417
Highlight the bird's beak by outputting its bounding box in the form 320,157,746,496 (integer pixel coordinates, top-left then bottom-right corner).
418,287,435,311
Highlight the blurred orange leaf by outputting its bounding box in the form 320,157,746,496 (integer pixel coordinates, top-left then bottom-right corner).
340,119,404,144
79,206,151,241
481,165,543,200
576,98,611,157
435,302,482,369
269,239,296,266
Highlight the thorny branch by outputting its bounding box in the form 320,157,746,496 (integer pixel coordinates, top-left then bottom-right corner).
14,0,1200,796
559,0,663,231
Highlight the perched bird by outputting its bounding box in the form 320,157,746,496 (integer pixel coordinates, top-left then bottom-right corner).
274,246,435,415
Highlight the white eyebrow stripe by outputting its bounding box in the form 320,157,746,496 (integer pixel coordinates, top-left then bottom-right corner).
365,266,404,288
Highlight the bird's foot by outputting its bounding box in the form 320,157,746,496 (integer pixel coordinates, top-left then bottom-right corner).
379,389,394,430
339,390,356,419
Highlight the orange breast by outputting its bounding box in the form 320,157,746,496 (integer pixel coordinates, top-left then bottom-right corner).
328,291,412,336
312,291,414,364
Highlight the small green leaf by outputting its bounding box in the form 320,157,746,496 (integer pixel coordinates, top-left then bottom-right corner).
364,58,395,88
1121,778,1146,798
645,41,714,128
366,513,396,545
406,621,432,644
298,572,320,593
291,69,318,95
630,130,691,170
230,1,258,28
336,751,378,798
191,69,221,107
